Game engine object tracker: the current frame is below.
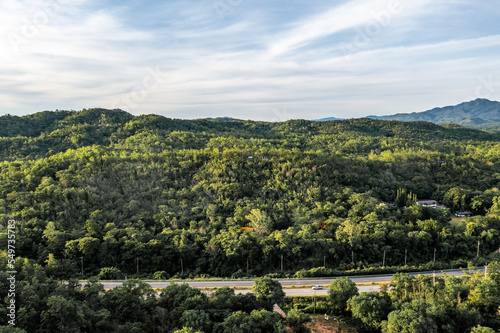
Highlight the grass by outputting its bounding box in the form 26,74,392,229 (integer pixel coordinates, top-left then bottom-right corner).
450,216,466,229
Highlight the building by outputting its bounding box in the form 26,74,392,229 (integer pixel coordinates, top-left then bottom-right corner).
455,211,473,218
417,200,438,207
417,200,448,209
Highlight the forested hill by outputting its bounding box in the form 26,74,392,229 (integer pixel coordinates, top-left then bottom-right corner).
367,99,500,130
1,107,500,280
0,108,498,160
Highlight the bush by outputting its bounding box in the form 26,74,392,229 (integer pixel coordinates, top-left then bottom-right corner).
283,296,330,314
294,262,456,278
97,267,123,280
153,271,169,280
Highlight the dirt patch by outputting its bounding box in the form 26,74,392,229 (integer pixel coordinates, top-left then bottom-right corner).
307,316,340,333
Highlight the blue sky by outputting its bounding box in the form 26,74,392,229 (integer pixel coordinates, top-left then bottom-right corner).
1,0,500,121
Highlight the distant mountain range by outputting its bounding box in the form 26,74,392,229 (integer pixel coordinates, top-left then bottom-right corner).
312,116,346,122
364,99,500,130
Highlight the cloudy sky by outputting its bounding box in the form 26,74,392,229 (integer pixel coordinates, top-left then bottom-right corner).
1,0,500,121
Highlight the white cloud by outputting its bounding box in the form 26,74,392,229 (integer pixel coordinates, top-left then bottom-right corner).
266,0,438,58
1,0,500,119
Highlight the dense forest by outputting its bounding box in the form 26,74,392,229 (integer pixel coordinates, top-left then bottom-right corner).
1,108,500,279
1,108,500,332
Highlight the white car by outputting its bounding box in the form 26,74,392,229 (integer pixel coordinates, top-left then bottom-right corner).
312,285,323,290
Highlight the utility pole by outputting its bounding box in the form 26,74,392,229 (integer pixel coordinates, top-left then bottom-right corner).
485,265,487,277
433,271,436,286
383,250,386,267
351,251,354,264
405,249,407,266
477,241,480,257
433,248,436,262
136,257,139,275
80,257,84,276
180,258,184,275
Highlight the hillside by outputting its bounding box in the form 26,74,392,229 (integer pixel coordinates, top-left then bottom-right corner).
0,108,497,161
366,99,500,130
0,107,500,282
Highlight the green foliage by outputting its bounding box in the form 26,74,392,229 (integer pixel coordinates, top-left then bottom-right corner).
286,309,311,333
382,307,438,333
395,188,417,208
1,110,500,279
97,267,123,280
180,310,211,332
328,277,358,315
222,309,285,333
173,328,203,333
252,277,286,310
0,327,28,333
2,109,500,332
153,271,169,280
283,295,330,314
470,325,496,333
0,261,289,333
40,295,85,332
347,292,392,330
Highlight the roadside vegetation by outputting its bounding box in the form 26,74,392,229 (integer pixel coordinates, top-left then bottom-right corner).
1,261,499,332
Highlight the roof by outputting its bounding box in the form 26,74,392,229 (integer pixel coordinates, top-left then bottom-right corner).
417,200,438,204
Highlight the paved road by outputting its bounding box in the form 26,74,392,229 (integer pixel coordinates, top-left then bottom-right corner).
91,268,470,295
214,285,382,296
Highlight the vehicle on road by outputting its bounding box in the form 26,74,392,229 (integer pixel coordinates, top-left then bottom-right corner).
312,285,323,290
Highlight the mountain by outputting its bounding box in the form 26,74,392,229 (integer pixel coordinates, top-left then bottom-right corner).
204,117,242,121
366,99,500,130
312,116,346,121
0,108,498,161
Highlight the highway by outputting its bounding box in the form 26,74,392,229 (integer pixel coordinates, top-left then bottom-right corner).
215,285,382,296
91,269,471,296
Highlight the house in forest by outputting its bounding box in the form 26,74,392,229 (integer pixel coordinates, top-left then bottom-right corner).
417,200,438,207
417,200,448,209
455,211,473,217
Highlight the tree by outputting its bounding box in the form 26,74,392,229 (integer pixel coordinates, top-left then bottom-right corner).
286,308,311,333
246,209,273,235
347,293,392,330
222,310,285,333
40,295,85,333
173,328,203,333
470,326,496,333
180,310,212,333
328,277,358,315
252,277,286,310
382,308,437,333
488,196,500,217
98,267,123,280
158,283,208,331
102,279,156,329
0,327,28,333
115,322,144,333
395,188,417,208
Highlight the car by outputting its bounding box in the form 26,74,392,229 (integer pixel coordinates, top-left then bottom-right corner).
312,285,323,290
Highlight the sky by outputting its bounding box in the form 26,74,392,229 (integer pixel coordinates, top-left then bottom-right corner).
1,0,500,121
